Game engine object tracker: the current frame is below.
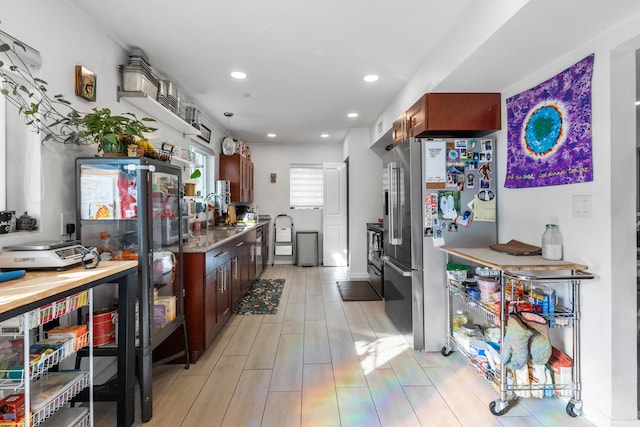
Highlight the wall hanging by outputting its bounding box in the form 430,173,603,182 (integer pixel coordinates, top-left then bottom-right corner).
504,54,594,188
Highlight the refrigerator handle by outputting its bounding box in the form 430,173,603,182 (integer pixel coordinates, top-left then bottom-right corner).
388,162,402,245
382,256,412,277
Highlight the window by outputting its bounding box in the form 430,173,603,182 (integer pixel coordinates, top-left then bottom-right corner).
190,146,213,197
290,164,323,209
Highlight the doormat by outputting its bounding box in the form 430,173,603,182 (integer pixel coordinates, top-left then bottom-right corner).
336,281,381,301
234,279,285,315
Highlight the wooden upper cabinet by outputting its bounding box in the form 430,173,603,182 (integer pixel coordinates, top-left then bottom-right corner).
406,93,501,138
391,114,406,146
219,154,254,203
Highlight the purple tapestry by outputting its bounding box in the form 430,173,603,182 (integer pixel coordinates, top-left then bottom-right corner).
504,54,594,188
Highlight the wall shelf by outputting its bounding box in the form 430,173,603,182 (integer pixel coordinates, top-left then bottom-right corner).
116,89,201,137
172,155,202,170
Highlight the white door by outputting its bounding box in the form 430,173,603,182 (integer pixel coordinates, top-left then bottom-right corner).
323,162,347,266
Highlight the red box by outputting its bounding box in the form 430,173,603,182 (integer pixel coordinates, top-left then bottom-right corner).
0,393,25,422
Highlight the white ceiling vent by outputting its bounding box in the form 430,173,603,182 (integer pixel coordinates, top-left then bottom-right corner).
375,117,385,139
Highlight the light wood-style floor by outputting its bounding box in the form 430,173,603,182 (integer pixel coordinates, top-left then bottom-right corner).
96,265,596,426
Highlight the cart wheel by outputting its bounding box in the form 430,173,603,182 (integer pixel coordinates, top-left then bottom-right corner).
441,346,453,357
489,401,506,416
566,402,578,417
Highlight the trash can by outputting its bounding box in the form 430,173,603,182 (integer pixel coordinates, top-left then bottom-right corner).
296,231,318,266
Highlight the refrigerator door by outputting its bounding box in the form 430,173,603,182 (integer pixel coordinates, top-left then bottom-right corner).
419,138,497,351
382,141,414,269
382,138,425,351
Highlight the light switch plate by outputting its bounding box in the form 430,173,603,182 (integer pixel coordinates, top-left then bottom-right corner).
572,195,592,218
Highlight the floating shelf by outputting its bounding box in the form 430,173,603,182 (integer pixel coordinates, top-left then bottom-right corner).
172,155,202,169
116,89,201,137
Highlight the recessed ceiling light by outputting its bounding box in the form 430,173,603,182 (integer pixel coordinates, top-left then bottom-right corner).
347,112,359,118
230,71,247,79
321,134,330,138
267,133,276,138
363,74,379,82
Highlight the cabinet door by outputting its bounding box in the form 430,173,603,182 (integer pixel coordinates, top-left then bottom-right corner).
216,262,232,326
205,271,219,346
248,161,254,203
230,254,242,309
406,96,426,138
392,114,406,146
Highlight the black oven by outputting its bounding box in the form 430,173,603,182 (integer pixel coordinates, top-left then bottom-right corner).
367,223,384,298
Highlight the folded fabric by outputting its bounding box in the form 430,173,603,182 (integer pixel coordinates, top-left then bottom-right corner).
501,314,533,370
520,311,552,365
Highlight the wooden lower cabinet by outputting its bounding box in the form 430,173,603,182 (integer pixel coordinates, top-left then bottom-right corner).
183,230,257,363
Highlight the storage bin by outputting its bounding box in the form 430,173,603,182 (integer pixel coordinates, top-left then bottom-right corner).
296,231,318,266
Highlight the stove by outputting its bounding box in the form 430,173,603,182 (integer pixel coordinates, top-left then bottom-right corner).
367,223,384,298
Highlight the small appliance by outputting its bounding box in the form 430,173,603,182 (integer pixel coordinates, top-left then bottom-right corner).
0,240,94,270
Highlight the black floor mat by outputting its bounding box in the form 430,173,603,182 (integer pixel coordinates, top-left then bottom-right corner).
336,280,382,301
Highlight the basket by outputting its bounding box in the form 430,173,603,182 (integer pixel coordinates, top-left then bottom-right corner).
142,141,174,163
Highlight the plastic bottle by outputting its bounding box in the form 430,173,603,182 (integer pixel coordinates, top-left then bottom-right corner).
453,310,468,331
541,224,563,260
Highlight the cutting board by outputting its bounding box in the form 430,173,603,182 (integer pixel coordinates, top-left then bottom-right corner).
227,205,236,225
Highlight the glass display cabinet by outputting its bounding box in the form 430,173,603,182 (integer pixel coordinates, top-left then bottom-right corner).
75,156,189,422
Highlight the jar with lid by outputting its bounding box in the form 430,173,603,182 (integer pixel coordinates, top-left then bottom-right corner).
541,224,563,260
452,310,468,332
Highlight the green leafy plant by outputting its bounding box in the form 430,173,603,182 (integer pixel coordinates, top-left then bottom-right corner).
77,107,156,152
0,35,156,148
189,169,202,180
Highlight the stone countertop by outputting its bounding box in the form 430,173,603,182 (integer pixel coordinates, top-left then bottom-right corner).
182,220,270,253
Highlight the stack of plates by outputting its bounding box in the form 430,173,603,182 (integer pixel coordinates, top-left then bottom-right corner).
157,80,178,113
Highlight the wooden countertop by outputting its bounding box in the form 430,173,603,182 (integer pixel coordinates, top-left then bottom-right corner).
0,260,138,317
440,247,588,271
183,221,270,253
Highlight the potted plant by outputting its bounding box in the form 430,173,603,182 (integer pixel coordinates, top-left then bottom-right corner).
77,107,156,156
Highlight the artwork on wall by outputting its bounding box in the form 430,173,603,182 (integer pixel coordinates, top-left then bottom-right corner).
199,124,211,143
75,65,96,101
504,54,594,189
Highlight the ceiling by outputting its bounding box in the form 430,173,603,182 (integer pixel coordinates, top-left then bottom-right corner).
70,1,640,146
70,0,473,145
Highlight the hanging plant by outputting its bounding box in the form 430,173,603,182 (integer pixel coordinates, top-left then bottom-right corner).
0,38,84,144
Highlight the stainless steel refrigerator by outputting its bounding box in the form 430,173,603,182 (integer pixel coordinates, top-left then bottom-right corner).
383,137,497,351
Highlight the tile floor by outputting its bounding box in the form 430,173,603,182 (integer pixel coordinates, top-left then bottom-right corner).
95,265,597,426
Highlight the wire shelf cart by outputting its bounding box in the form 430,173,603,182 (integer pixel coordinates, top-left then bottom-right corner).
273,214,294,265
439,247,593,418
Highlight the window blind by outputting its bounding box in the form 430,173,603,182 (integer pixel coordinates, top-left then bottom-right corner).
290,165,323,209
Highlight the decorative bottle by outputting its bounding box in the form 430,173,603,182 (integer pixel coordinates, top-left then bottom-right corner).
541,224,563,260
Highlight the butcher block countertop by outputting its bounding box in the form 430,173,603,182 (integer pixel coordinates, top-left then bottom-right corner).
0,260,137,319
439,247,588,272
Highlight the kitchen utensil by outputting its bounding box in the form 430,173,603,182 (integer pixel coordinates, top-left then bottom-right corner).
16,212,37,231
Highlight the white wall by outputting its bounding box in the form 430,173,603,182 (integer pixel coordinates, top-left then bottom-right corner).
344,128,384,279
492,20,640,426
0,0,224,248
370,4,640,425
251,141,342,264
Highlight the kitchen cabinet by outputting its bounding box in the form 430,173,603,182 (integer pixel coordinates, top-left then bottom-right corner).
184,245,230,363
219,154,254,203
182,228,258,362
406,92,501,138
392,114,406,146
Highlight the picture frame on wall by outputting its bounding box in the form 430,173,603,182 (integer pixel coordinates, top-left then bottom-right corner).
75,65,96,101
199,124,211,143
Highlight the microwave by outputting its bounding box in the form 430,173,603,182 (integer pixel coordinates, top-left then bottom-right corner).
154,216,190,245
